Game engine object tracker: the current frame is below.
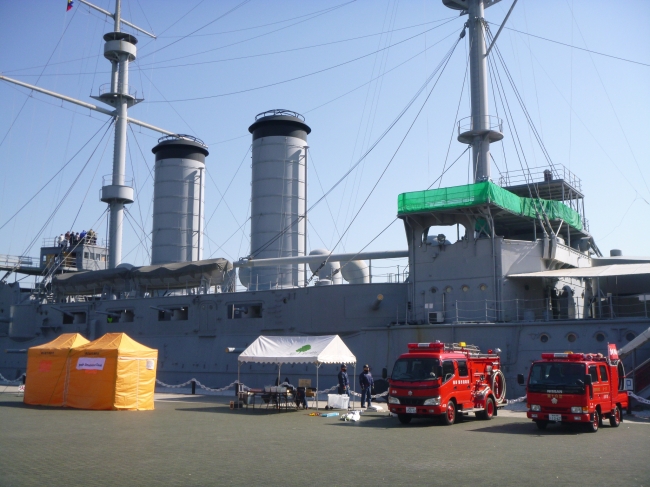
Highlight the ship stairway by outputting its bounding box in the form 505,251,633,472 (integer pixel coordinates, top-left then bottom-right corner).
618,326,650,359
630,357,650,400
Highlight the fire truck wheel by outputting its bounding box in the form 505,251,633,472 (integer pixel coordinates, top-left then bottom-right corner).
535,420,548,430
586,410,599,433
441,400,456,425
609,406,621,427
397,414,412,425
478,397,495,420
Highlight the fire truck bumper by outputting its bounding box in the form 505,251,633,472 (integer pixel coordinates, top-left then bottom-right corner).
527,411,591,423
390,405,444,416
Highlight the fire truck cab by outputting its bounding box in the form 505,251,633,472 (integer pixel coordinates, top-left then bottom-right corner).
518,344,629,432
388,342,506,425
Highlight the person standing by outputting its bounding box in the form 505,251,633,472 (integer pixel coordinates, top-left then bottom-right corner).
338,364,350,396
359,364,374,409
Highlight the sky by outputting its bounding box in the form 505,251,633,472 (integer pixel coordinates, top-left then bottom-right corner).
0,0,648,286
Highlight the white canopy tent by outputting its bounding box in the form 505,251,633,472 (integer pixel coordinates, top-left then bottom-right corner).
238,335,357,409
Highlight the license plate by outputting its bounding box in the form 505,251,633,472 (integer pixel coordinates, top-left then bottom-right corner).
406,407,417,414
549,414,562,421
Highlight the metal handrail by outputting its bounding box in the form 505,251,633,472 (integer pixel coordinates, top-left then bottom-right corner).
157,134,207,147
457,115,503,135
101,174,133,187
497,163,583,191
255,109,305,121
98,82,138,98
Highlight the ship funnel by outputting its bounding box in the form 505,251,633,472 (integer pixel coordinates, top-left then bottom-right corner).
246,110,310,290
150,135,208,265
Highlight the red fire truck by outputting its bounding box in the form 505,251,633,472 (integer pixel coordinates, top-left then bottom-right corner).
517,344,628,432
388,342,506,425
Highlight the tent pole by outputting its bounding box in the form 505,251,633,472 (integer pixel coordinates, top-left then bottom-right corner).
316,363,319,410
353,363,357,410
237,362,240,392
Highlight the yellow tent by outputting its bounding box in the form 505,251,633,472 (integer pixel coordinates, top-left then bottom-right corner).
65,333,158,410
23,333,90,406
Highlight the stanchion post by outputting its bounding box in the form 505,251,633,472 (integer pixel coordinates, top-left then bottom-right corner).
191,380,196,395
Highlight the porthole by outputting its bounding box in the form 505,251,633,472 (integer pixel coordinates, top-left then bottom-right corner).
567,333,577,343
595,332,606,343
540,334,549,343
461,285,469,292
430,287,438,294
625,332,636,342
479,284,488,291
445,286,453,293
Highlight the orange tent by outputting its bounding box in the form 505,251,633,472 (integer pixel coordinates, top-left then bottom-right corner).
65,333,158,410
23,333,90,406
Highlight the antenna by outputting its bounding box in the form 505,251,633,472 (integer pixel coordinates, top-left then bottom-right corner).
444,0,504,182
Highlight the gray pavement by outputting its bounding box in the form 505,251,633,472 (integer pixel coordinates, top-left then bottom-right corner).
1,390,648,487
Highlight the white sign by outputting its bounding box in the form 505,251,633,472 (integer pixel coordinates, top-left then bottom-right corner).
624,378,634,391
146,359,155,370
77,357,106,371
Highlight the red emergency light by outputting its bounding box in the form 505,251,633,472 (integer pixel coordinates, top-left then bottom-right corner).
407,342,444,350
541,352,585,361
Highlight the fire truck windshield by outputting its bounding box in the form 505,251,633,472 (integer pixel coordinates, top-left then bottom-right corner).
391,358,441,382
528,362,587,393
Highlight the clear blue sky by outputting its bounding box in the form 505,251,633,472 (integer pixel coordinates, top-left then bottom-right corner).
0,0,648,279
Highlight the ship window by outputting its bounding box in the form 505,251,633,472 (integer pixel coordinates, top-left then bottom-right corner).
595,332,606,342
540,334,549,343
625,332,636,342
457,360,468,377
227,303,263,319
444,286,453,293
157,307,188,322
479,284,488,291
567,333,577,343
599,365,608,383
84,252,89,259
461,285,469,292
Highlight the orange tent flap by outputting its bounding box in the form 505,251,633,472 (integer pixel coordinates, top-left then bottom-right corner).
72,332,156,353
65,332,158,410
24,333,89,406
29,333,89,351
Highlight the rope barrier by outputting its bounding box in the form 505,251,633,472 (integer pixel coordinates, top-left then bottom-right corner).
629,392,650,406
155,379,341,395
0,373,24,383
505,395,527,405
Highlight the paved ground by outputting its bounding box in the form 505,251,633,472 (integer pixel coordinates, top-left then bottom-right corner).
1,389,649,487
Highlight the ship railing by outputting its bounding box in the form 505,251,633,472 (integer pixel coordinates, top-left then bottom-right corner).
101,174,134,187
98,82,138,98
457,115,503,135
453,295,650,323
0,254,36,267
497,163,582,192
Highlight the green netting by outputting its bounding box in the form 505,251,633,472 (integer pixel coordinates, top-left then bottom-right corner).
397,181,583,231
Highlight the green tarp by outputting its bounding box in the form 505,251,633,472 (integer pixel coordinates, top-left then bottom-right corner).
397,181,583,231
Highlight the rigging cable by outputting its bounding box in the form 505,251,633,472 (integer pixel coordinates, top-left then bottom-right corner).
146,19,459,104
306,34,462,284
0,118,114,232
0,7,79,148
247,35,463,260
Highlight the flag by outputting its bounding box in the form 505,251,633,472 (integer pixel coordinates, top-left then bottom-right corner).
67,0,74,11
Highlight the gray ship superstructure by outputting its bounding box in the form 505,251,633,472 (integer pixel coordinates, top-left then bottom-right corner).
1,0,650,402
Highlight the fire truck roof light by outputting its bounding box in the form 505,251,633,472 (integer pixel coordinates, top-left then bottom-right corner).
459,342,466,347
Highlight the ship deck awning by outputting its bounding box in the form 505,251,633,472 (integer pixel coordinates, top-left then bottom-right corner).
508,263,650,279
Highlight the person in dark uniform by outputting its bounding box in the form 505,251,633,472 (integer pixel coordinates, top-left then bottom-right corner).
359,364,374,408
338,364,350,396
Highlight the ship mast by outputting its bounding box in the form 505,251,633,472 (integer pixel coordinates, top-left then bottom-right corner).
444,0,505,182
0,0,173,269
